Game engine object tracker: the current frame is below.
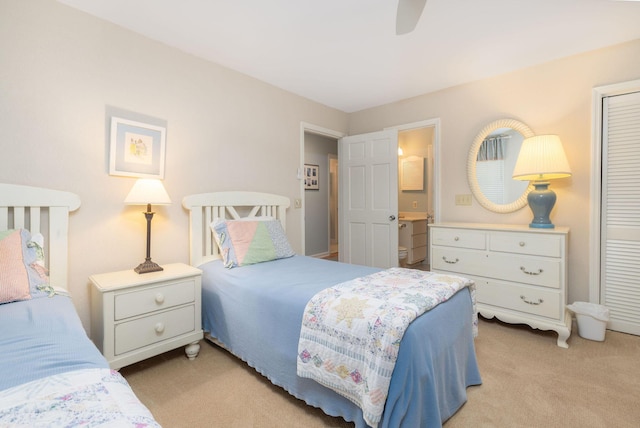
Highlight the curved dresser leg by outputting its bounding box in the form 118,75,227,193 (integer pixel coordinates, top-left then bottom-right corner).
185,341,201,360
556,328,570,349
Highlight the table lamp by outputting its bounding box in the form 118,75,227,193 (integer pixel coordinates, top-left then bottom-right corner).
124,178,171,273
512,135,571,228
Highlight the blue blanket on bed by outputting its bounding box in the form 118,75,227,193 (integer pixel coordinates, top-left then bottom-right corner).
200,255,481,427
0,295,108,391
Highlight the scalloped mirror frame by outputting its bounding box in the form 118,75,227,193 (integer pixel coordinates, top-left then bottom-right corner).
467,118,535,213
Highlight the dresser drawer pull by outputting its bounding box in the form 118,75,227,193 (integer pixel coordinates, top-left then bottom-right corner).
442,256,459,264
520,266,543,275
519,241,525,247
155,293,165,304
154,322,165,334
454,236,459,241
520,295,544,305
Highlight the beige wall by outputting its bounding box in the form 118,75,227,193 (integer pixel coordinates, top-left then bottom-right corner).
349,39,640,305
0,0,348,329
3,0,640,330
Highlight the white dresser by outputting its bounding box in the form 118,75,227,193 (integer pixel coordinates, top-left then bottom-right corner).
429,223,571,348
90,263,204,369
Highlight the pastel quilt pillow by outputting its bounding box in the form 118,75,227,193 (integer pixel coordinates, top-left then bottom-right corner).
211,219,295,268
0,229,50,304
0,229,32,304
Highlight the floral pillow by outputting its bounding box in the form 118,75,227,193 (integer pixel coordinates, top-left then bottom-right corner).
211,219,295,268
0,229,50,304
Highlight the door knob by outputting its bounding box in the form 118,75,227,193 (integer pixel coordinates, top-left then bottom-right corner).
389,215,396,221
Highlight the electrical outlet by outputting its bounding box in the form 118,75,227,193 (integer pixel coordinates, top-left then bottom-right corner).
455,194,472,206
412,201,418,208
294,198,302,209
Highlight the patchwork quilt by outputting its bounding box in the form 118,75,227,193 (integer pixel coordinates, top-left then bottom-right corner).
297,268,476,428
0,368,160,427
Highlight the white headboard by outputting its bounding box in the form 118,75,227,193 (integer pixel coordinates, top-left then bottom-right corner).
182,191,290,267
0,183,81,289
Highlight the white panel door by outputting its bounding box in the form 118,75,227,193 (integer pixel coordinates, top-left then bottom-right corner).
339,130,398,268
601,91,640,335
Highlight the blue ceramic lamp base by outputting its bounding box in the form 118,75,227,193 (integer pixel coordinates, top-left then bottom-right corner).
527,182,556,229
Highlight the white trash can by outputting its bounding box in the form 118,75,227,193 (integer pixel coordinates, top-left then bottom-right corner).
566,302,610,341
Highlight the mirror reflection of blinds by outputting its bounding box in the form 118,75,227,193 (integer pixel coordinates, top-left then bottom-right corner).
477,136,507,161
476,160,505,204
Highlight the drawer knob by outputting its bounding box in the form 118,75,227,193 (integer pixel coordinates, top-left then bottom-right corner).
442,256,459,264
520,295,544,306
454,236,459,241
519,241,525,247
520,266,543,276
155,322,165,334
155,293,165,304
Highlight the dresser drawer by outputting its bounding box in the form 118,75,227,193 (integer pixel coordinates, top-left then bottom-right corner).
487,253,561,289
412,233,427,247
115,305,196,355
490,231,563,258
431,247,486,275
115,280,196,320
431,228,486,250
412,220,427,234
476,278,562,320
411,245,427,262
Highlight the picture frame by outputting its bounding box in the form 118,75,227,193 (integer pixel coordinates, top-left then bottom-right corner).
304,164,319,190
109,116,166,178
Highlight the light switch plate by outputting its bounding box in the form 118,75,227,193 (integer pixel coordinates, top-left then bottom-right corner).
455,194,472,206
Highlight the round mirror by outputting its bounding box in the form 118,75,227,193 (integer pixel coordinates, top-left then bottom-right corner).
467,118,534,213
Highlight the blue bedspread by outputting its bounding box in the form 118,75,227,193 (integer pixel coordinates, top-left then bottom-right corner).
200,255,482,427
0,295,108,391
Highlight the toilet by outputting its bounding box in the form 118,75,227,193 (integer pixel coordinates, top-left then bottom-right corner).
399,246,408,267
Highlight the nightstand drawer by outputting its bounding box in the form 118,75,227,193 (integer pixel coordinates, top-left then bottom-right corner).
114,280,195,320
115,305,195,355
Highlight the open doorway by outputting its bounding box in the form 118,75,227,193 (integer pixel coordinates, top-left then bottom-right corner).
329,154,339,257
397,125,435,271
303,130,339,258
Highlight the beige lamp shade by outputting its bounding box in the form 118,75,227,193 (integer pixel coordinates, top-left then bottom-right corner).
512,135,572,181
124,179,171,205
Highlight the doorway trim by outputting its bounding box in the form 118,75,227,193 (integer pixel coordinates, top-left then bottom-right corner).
590,79,640,302
300,122,345,254
385,118,441,222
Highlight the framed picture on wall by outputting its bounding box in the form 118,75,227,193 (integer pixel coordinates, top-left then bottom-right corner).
304,164,319,190
109,116,166,178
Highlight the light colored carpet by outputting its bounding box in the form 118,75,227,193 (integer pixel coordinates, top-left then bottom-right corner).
120,318,640,427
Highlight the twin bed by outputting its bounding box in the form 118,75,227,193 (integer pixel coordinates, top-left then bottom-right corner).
0,183,480,428
0,183,160,427
183,191,482,428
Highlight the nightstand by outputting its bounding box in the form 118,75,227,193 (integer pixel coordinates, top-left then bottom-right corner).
90,263,204,370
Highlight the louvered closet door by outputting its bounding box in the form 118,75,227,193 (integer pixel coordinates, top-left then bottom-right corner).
601,91,640,335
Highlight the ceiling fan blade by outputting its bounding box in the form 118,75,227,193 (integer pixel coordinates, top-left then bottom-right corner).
396,0,427,35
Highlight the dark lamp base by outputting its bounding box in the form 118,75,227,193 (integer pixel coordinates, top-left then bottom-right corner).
134,259,164,274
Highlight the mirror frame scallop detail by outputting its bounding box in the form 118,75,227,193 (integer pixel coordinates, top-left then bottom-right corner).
467,118,535,213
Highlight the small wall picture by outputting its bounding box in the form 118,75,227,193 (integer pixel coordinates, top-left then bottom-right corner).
304,164,319,190
109,116,166,178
